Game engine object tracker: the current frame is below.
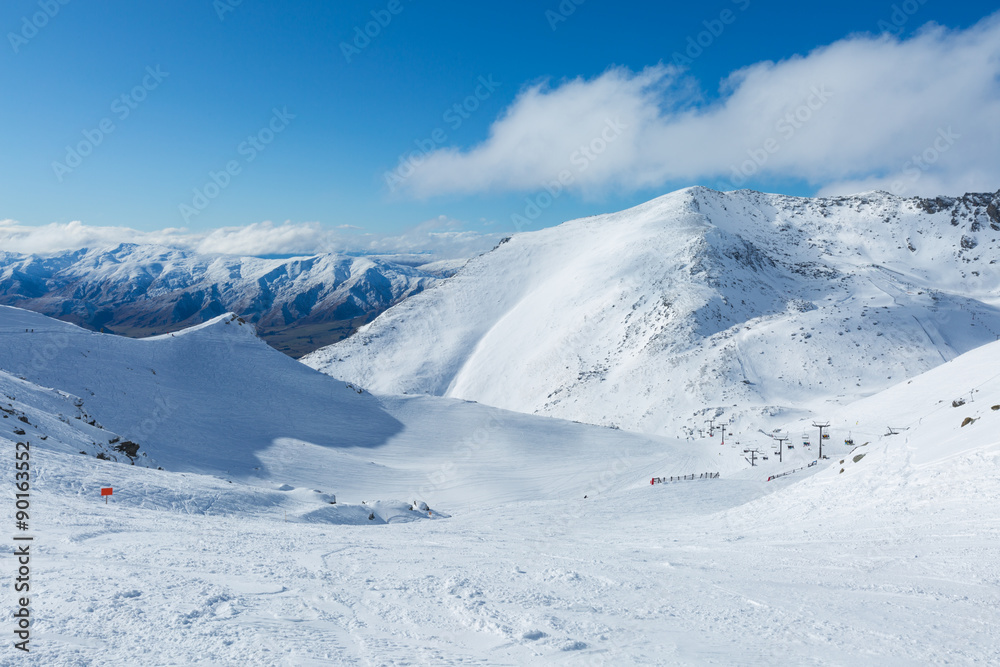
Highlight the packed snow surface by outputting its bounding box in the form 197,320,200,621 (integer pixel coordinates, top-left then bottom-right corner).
2,303,999,664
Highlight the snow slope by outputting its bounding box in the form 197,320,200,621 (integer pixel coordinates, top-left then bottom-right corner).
0,305,714,507
755,334,1000,524
2,308,999,664
0,244,439,356
304,187,1000,436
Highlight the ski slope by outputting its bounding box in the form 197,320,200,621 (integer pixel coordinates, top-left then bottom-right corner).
0,305,718,507
305,187,1000,437
1,305,999,664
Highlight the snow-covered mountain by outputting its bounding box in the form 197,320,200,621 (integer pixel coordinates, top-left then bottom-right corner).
0,244,443,356
304,187,1000,435
3,191,999,665
0,304,694,507
3,304,1000,664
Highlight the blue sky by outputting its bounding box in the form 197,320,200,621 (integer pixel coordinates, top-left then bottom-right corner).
1,0,999,257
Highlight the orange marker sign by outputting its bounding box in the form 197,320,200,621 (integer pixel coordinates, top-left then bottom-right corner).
101,487,112,504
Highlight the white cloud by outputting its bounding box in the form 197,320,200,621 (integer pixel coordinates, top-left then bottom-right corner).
401,13,1000,199
0,220,192,255
195,221,335,256
344,216,496,258
0,218,501,261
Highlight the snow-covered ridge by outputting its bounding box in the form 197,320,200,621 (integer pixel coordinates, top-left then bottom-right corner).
2,297,1000,663
0,243,443,357
304,186,1000,435
0,304,703,506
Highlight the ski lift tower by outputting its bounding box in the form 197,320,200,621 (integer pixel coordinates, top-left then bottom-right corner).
719,417,735,446
774,433,788,463
813,422,830,460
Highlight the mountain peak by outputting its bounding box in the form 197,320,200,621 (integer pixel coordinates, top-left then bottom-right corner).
305,187,1000,436
146,312,257,340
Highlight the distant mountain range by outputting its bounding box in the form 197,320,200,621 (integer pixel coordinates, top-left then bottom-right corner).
0,244,449,356
303,187,1000,435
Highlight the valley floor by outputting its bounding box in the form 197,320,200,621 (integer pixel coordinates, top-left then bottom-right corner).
10,449,999,666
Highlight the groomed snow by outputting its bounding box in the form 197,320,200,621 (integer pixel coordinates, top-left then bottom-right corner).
2,304,999,664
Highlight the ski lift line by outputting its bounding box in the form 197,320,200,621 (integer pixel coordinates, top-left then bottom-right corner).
634,450,707,493
651,472,720,485
776,361,1000,449
766,460,819,481
883,365,1000,436
910,314,949,364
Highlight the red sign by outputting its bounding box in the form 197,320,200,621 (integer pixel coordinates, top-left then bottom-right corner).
101,487,113,496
